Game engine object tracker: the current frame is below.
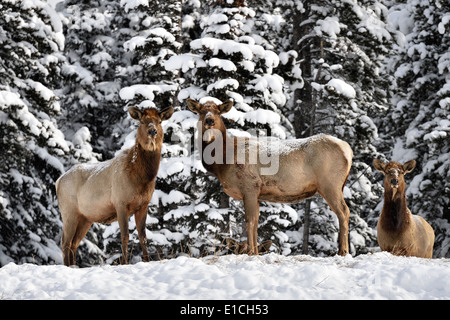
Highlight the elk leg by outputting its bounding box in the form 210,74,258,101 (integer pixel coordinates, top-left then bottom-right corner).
118,210,129,264
243,194,260,255
70,217,92,265
135,205,150,262
337,201,350,256
320,188,350,256
61,211,80,266
62,229,75,266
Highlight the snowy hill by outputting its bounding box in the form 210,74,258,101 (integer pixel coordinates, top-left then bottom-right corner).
1,252,448,300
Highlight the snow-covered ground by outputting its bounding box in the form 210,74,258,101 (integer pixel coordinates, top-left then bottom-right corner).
0,252,448,300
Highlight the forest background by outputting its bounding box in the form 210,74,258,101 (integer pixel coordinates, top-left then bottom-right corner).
0,0,448,266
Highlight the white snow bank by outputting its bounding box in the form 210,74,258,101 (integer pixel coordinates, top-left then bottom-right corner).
0,252,448,300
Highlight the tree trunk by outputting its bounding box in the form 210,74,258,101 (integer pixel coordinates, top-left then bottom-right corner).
292,5,313,140
293,2,314,254
302,199,311,254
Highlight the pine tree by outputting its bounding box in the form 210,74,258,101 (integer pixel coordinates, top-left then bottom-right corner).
277,0,395,255
101,0,186,261
164,0,299,255
385,0,450,257
58,0,130,161
0,1,71,265
57,0,134,265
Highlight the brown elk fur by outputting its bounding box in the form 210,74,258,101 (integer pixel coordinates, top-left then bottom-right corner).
56,107,173,266
188,99,353,255
373,159,434,258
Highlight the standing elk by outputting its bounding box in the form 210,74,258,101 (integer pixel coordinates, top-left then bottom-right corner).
187,99,353,255
56,106,173,266
373,159,434,258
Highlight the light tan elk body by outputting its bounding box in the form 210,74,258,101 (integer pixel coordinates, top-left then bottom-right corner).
56,107,173,266
373,159,434,258
187,99,353,255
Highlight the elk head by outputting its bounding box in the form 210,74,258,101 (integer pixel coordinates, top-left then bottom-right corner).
187,99,233,143
129,106,174,151
373,159,416,200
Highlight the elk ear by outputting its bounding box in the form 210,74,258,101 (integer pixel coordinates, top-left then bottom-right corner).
159,106,174,121
218,100,233,114
373,158,386,174
187,99,201,114
129,106,143,121
402,160,416,174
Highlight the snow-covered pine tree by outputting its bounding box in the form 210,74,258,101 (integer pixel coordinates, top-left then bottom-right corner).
0,1,71,265
385,0,450,257
277,0,395,256
58,0,131,161
251,0,303,126
100,0,187,262
57,0,136,265
120,0,181,110
165,0,298,255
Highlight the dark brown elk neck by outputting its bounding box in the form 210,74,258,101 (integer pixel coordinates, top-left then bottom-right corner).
126,143,161,183
381,188,410,232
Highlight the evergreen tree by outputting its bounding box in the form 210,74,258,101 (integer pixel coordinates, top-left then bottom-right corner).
277,0,395,255
385,0,450,257
2,0,448,265
102,0,185,261
0,1,70,265
58,0,131,161
165,0,299,255
57,0,135,265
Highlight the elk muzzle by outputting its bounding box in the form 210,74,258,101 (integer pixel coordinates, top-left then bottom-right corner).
205,118,215,127
148,126,158,137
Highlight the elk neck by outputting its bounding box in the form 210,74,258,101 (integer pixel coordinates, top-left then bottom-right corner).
199,123,231,177
126,142,161,183
381,186,411,232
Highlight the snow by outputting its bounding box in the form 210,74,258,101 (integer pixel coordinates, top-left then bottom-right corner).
0,91,26,107
120,0,149,12
391,138,418,164
0,252,448,300
119,84,178,108
23,79,55,102
315,17,341,39
326,78,356,99
208,58,237,72
165,54,207,73
244,109,280,125
207,78,239,93
190,37,279,69
438,14,450,34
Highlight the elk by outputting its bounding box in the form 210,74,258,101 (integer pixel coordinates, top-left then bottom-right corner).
187,99,353,255
56,106,173,266
373,159,434,258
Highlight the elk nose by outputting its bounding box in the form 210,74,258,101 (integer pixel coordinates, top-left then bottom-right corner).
205,118,214,126
391,179,399,186
148,128,157,137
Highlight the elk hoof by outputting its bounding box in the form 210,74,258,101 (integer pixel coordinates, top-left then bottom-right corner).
226,238,272,255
